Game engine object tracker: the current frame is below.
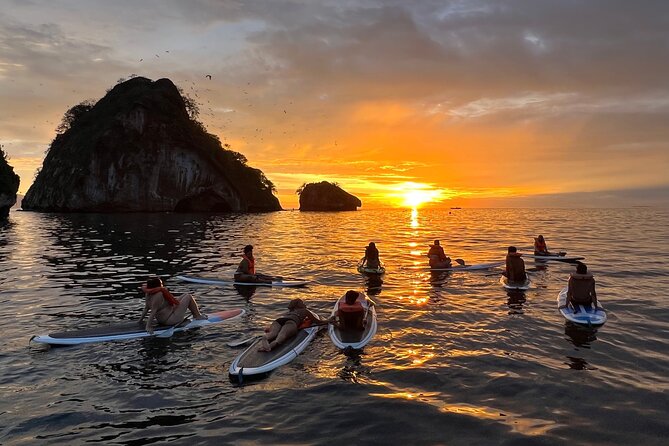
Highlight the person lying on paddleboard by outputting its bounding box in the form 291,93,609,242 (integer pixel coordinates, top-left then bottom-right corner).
258,298,321,352
534,235,551,256
567,262,598,312
503,246,527,283
235,244,273,284
139,277,207,334
334,290,368,331
427,240,451,268
361,242,381,269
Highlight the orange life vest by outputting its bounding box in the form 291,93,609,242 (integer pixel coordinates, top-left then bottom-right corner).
338,300,364,313
535,239,547,252
243,254,255,274
143,286,179,306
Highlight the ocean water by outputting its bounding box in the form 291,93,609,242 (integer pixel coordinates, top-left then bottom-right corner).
0,208,668,445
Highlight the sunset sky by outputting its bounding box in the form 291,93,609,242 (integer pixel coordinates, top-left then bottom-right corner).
1,0,668,208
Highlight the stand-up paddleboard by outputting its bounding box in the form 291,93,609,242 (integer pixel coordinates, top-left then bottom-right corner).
428,261,504,272
357,264,386,275
176,275,308,287
229,324,324,379
558,287,606,326
526,253,584,262
500,275,532,290
31,309,245,346
328,295,377,350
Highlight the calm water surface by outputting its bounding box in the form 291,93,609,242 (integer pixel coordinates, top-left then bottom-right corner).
1,208,668,445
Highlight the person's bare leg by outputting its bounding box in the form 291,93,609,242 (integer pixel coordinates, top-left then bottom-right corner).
259,321,282,351
164,296,191,325
184,294,206,319
268,321,298,350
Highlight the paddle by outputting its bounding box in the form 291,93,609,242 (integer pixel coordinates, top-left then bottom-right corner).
154,326,176,338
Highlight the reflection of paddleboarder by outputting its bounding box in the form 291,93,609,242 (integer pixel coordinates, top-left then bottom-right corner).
235,245,272,283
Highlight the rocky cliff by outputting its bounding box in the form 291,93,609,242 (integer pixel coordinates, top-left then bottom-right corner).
0,148,20,218
23,77,281,212
298,181,361,211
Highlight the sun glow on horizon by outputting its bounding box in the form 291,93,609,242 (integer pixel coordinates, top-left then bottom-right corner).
389,182,447,208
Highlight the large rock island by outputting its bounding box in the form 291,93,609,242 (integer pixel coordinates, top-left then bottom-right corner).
23,77,281,212
298,181,361,211
0,148,20,218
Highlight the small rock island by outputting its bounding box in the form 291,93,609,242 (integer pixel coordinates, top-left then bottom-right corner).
297,181,361,211
0,147,20,218
22,77,281,212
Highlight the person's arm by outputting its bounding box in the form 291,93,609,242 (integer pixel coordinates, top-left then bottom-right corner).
591,280,598,308
567,277,574,307
138,297,150,322
306,309,322,323
145,295,161,334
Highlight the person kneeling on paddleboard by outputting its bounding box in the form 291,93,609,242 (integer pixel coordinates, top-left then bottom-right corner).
361,242,381,269
235,245,273,284
503,246,527,283
139,277,207,334
567,263,598,312
534,235,551,256
428,240,451,269
335,290,367,331
258,298,321,352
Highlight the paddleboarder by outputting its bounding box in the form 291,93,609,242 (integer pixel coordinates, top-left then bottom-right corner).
235,245,272,284
334,290,367,330
258,298,321,352
503,246,527,283
534,235,551,255
567,262,598,312
361,242,381,269
428,240,451,268
140,277,207,334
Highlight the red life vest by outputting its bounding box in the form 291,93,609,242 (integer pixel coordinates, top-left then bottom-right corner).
338,300,364,313
535,239,547,252
143,286,179,306
243,254,255,274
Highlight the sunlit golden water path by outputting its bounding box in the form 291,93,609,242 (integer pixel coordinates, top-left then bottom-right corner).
1,208,668,445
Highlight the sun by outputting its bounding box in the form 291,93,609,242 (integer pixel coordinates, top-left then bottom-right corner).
389,182,445,208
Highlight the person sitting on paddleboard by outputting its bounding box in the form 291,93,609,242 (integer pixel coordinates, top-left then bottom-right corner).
258,298,321,352
427,240,451,268
361,242,381,269
503,246,527,283
335,290,368,330
235,245,272,284
567,262,598,312
139,277,207,334
534,235,551,256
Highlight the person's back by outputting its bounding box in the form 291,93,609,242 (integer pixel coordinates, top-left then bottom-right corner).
568,263,597,307
534,235,548,255
428,240,450,268
365,243,380,269
337,290,365,330
505,247,527,282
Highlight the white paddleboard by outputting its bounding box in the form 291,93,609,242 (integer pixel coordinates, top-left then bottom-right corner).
428,261,504,272
229,325,323,378
357,265,386,274
558,287,607,326
31,309,245,346
176,275,308,287
526,254,584,262
500,275,532,290
328,295,377,350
